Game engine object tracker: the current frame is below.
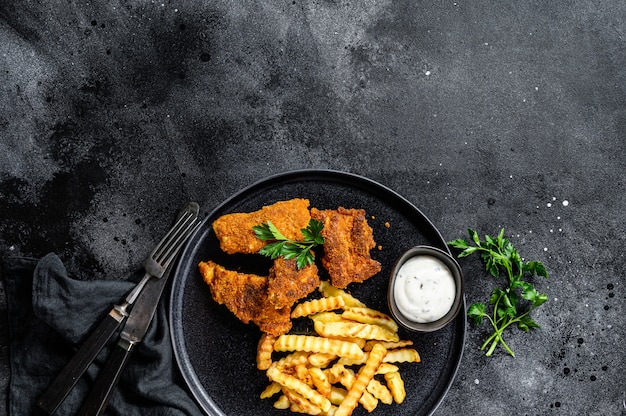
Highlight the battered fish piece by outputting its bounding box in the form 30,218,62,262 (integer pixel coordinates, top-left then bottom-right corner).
199,261,292,336
212,198,311,254
267,258,320,310
310,207,381,289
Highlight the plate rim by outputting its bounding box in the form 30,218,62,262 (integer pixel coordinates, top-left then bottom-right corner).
169,169,466,416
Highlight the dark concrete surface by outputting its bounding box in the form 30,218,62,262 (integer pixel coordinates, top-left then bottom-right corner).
1,1,625,415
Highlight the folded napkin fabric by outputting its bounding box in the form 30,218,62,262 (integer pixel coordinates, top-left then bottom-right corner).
2,253,203,416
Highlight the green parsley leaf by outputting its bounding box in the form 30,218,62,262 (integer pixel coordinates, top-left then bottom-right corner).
253,219,324,269
467,302,487,326
517,315,540,332
448,228,549,357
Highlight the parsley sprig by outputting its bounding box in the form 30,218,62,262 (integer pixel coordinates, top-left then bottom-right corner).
252,219,324,269
448,228,549,357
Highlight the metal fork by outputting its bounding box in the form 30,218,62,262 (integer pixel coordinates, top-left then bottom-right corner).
36,202,201,415
114,202,200,318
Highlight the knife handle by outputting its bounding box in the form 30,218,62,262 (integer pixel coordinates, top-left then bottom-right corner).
78,339,135,416
37,310,126,415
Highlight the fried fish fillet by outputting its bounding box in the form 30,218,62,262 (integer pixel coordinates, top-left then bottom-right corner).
310,207,381,289
199,260,292,336
212,198,311,254
267,258,320,310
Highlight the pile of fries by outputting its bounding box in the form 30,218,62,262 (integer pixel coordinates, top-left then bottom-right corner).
257,282,420,416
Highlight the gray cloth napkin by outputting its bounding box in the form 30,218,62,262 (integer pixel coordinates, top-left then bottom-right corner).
2,253,202,416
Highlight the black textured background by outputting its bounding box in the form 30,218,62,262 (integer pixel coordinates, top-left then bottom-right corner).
1,1,625,415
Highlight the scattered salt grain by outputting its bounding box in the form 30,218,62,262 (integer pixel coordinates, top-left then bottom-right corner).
563,200,569,206
474,379,480,385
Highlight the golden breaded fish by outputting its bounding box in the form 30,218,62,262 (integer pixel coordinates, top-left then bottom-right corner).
267,258,320,310
310,207,381,289
199,260,292,336
212,198,311,254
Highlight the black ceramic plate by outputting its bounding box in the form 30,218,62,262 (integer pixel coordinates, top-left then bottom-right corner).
170,170,465,416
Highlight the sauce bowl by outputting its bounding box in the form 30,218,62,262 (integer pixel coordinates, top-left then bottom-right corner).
387,245,464,332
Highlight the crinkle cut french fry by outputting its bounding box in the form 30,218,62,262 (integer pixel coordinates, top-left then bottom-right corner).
364,339,413,351
358,390,378,412
308,353,337,368
308,367,332,398
325,405,338,416
339,347,421,367
342,307,398,333
327,363,353,385
274,394,290,409
375,363,399,374
384,348,421,363
282,387,323,415
267,367,332,413
319,281,366,307
327,363,370,412
384,371,406,404
295,363,313,386
315,321,399,342
310,311,345,323
327,363,377,412
366,379,393,405
328,386,347,405
271,351,310,370
274,335,364,360
290,403,321,416
257,333,277,370
334,343,387,416
320,335,366,349
292,296,346,319
260,381,282,399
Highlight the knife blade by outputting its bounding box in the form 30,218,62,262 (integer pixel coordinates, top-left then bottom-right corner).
77,259,176,416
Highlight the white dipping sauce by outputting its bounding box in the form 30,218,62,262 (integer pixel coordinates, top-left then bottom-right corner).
393,255,456,323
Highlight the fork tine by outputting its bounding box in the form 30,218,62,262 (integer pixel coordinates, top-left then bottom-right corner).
143,204,200,277
153,217,200,266
150,211,192,256
151,211,196,262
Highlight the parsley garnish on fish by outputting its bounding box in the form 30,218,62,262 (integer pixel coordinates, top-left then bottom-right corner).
448,228,549,357
253,219,324,269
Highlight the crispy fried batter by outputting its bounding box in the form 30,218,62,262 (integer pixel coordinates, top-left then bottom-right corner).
310,207,381,289
199,261,292,336
267,258,320,310
212,198,311,254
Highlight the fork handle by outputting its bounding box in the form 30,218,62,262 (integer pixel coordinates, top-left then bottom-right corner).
78,339,135,416
36,309,126,414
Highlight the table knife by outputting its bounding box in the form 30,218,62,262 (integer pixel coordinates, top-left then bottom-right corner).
36,202,200,415
77,257,176,416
